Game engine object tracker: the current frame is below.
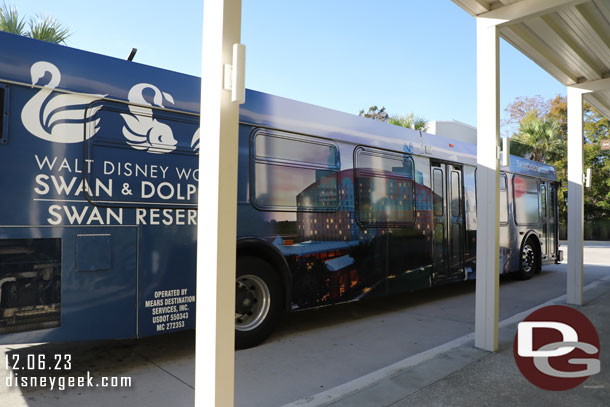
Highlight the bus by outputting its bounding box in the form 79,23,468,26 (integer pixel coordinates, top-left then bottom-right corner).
0,32,561,349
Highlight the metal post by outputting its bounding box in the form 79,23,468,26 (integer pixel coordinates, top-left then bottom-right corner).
195,0,242,405
566,86,585,305
474,17,500,352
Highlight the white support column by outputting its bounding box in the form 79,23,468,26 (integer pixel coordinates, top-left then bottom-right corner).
474,18,500,352
566,86,585,305
196,1,242,406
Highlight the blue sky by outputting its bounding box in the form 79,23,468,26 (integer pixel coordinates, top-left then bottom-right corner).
12,0,566,128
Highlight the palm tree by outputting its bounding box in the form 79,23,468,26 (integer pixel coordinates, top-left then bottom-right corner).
389,112,428,131
0,3,70,44
0,3,24,34
512,112,563,163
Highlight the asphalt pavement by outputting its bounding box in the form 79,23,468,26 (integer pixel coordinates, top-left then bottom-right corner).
236,241,610,407
0,242,608,407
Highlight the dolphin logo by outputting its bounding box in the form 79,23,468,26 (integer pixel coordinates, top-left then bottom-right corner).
121,83,178,154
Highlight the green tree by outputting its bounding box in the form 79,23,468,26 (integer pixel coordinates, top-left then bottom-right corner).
388,112,428,131
358,106,389,122
0,3,70,44
583,107,610,220
511,111,564,162
504,94,610,223
358,107,428,131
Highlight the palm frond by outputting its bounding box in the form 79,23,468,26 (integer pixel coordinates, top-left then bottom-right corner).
389,113,414,128
389,113,428,131
412,117,428,131
27,14,70,44
514,114,562,162
0,2,26,35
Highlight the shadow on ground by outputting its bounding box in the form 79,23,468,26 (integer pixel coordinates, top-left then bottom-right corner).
267,274,524,343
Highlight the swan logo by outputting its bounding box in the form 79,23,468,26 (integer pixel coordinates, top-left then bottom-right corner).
21,61,107,143
121,83,178,154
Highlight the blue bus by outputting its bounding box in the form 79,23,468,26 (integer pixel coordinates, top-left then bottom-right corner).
0,32,560,348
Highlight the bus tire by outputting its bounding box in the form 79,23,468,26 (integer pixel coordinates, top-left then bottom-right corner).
235,256,283,349
517,237,539,280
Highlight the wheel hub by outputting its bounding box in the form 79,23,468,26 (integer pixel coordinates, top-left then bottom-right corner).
235,274,271,331
522,244,535,273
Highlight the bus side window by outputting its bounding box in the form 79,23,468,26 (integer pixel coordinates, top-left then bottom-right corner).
463,166,476,230
450,171,461,216
252,131,340,211
500,173,508,224
355,148,415,227
540,183,547,219
433,169,443,216
513,175,540,225
0,84,8,144
550,184,556,218
0,85,6,144
84,100,200,208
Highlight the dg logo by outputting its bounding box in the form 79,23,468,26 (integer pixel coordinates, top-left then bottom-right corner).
513,305,600,391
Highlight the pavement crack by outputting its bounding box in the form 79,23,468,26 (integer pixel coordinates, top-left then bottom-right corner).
134,351,194,390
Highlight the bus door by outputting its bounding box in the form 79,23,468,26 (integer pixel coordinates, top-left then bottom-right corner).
431,162,465,281
447,165,465,277
431,164,448,277
540,182,548,259
540,181,556,260
549,183,557,258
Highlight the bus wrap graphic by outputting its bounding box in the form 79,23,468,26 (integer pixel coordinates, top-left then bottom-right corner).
513,305,601,391
121,83,178,154
21,61,106,143
0,31,563,347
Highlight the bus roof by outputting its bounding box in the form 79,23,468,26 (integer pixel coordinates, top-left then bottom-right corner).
502,155,557,181
0,31,557,182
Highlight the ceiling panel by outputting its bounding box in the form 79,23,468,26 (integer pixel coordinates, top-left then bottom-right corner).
453,0,610,118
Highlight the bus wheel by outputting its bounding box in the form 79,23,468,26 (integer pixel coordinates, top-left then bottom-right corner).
517,238,539,280
235,256,282,349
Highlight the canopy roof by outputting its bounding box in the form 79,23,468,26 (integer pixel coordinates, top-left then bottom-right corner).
454,0,610,117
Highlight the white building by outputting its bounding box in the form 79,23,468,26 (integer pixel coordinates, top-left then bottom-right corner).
426,120,477,145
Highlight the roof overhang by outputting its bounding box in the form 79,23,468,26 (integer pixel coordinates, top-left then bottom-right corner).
453,0,610,118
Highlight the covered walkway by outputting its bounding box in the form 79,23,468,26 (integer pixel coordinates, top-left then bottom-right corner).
321,273,610,407
198,1,610,404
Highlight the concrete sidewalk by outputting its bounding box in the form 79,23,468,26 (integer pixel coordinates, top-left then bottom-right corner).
299,278,610,407
0,331,195,407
